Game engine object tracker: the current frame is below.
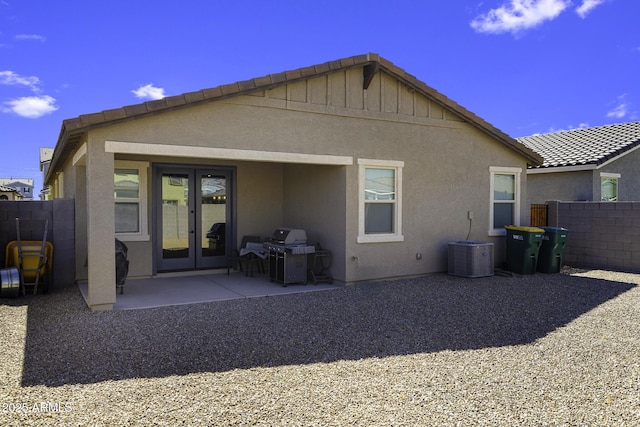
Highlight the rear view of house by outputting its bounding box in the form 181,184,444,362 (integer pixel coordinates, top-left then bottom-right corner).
45,53,542,310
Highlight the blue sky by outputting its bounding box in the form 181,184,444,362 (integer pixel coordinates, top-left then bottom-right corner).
1,0,638,194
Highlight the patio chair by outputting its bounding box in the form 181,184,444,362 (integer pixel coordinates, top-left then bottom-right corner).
227,236,265,276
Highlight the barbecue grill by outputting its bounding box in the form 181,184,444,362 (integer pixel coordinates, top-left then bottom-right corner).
264,227,315,285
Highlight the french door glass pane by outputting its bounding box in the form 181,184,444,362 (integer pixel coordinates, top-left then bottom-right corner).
162,173,189,259
200,175,227,257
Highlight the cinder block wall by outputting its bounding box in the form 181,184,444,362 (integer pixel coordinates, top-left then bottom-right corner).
0,199,75,290
547,201,640,272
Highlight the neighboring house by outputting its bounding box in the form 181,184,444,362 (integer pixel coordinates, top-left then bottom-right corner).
40,147,54,200
519,121,640,205
0,185,24,201
0,178,34,200
44,53,542,311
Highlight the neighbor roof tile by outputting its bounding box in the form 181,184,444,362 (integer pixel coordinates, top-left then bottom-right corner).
518,121,640,169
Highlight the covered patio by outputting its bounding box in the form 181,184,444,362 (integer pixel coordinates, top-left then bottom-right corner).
78,271,340,310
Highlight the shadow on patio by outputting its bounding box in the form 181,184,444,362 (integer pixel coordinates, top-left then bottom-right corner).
18,271,636,387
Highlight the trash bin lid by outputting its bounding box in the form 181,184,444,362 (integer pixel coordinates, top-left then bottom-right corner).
541,226,569,233
504,225,545,233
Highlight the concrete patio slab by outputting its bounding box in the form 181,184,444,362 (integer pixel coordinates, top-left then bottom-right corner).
78,272,339,310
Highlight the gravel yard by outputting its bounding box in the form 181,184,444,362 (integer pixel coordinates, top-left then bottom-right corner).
1,267,639,426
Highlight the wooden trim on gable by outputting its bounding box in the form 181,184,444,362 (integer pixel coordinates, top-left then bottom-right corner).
46,53,543,185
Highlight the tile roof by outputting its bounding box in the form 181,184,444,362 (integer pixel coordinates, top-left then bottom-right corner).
47,53,542,184
518,121,640,169
0,185,20,193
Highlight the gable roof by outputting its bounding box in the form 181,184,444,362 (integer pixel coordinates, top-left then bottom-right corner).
47,53,542,183
0,185,22,195
518,121,640,170
0,185,15,192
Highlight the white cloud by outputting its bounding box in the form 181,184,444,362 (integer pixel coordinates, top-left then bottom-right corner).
0,70,41,91
544,122,591,133
606,94,630,119
15,33,46,42
471,0,571,34
576,0,606,18
132,84,165,100
2,95,58,118
0,70,59,118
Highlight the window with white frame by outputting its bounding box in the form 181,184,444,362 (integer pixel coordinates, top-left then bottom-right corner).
114,161,149,240
357,159,404,243
600,172,620,201
489,166,521,236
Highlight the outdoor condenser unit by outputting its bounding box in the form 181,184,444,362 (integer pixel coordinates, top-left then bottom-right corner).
448,240,494,278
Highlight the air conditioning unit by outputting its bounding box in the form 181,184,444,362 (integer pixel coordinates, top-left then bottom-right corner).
448,241,494,278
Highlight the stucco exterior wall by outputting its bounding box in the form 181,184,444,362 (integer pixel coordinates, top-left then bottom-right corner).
54,66,533,299
527,170,593,205
597,147,640,201
341,124,528,281
282,164,348,281
236,161,284,243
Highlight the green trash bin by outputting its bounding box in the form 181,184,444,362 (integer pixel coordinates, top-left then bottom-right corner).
504,225,545,274
537,227,569,273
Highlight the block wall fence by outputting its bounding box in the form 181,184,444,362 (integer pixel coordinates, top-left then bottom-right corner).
3,199,639,291
547,201,640,273
0,199,75,290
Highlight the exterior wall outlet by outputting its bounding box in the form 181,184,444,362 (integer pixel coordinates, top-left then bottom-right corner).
416,252,423,260
468,210,474,220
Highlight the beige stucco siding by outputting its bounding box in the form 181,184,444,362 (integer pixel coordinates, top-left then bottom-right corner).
55,64,533,308
528,170,593,205
344,124,528,281
85,135,116,310
82,69,468,158
282,164,348,281
236,162,284,240
597,147,640,201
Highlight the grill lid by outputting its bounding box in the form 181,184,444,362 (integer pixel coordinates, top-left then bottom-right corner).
271,227,307,245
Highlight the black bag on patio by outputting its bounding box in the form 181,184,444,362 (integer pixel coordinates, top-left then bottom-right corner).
115,238,129,293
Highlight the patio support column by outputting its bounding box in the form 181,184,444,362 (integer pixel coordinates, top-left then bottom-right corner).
85,139,115,311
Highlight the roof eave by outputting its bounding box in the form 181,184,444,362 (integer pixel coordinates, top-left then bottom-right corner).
527,163,598,174
48,52,544,178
